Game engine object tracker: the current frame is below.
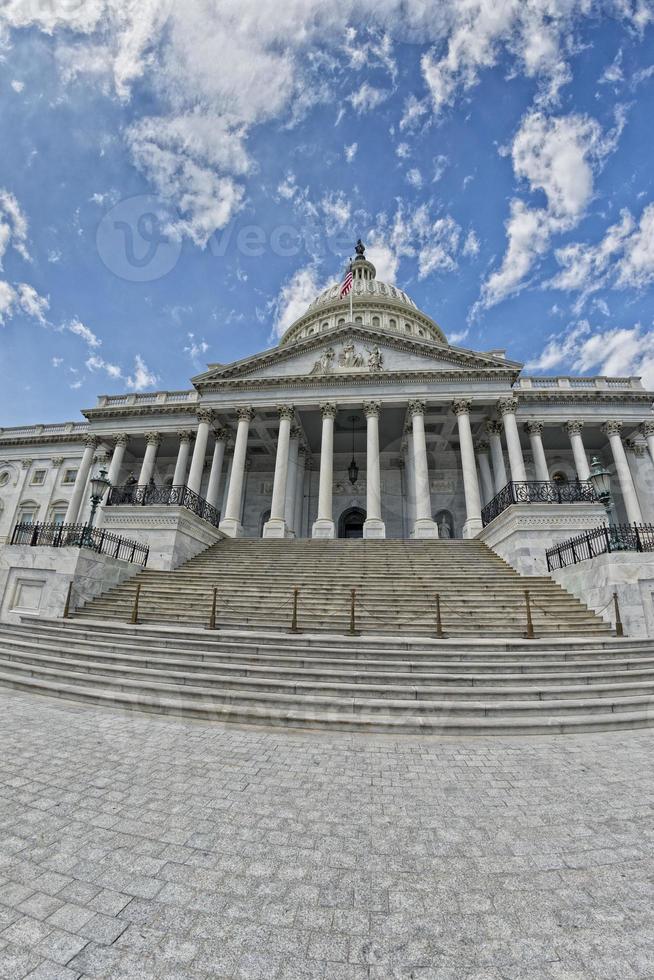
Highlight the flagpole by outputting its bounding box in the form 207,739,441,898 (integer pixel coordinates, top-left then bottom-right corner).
349,258,353,323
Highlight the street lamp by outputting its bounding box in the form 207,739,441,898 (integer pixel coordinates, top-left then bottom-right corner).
83,467,111,548
589,456,613,523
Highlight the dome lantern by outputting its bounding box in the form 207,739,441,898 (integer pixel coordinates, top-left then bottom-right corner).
350,238,376,282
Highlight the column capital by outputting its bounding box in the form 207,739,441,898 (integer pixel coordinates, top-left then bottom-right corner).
113,433,129,447
196,408,214,425
82,434,98,449
235,406,255,423
639,420,654,438
277,405,295,422
476,440,489,453
564,419,584,435
602,420,623,437
320,402,337,420
625,439,647,457
408,399,426,418
177,430,194,443
485,419,503,436
51,457,65,467
213,427,229,443
452,398,471,417
525,420,544,435
497,397,519,417
289,424,302,440
363,400,381,419
144,431,161,447
20,459,33,470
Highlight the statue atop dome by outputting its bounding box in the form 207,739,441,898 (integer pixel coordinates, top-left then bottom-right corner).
354,238,366,258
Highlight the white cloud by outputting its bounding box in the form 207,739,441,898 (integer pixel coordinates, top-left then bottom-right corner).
370,202,466,282
271,264,326,340
10,80,24,93
462,229,480,257
600,49,623,85
52,356,64,367
126,354,158,391
525,319,654,388
433,154,448,182
321,191,350,234
344,142,358,163
16,283,49,323
547,203,654,303
406,168,423,189
349,82,390,114
86,354,122,378
396,142,411,159
476,109,623,311
365,243,399,283
184,332,209,364
399,93,428,131
67,317,101,348
0,189,30,266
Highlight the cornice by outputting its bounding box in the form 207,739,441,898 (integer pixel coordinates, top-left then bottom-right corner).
83,404,199,422
517,391,654,406
197,368,520,394
0,432,90,448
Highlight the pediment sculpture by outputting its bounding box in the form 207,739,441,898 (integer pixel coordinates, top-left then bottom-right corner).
309,342,385,375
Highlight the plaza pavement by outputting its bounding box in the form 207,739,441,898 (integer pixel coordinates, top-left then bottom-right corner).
0,687,653,979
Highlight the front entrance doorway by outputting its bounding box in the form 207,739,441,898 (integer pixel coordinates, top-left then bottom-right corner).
339,506,366,538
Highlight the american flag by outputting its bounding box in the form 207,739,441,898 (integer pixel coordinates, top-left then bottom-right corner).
339,265,353,298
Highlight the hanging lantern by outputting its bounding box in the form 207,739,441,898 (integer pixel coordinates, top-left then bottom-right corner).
348,415,359,486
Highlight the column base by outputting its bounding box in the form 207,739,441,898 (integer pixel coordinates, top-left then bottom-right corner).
363,518,386,539
218,518,244,538
262,518,288,539
411,518,439,540
312,519,335,539
462,517,483,539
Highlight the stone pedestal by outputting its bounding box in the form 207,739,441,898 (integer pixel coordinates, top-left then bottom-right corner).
363,517,386,539
0,544,140,623
462,517,483,539
552,552,654,638
262,517,288,539
478,502,607,575
312,519,335,539
411,518,440,540
100,505,223,570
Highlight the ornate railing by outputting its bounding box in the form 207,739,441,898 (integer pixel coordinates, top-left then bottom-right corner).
546,523,654,571
106,484,220,529
481,480,598,527
10,522,149,566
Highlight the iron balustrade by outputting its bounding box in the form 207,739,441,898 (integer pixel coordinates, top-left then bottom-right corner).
10,521,149,566
546,523,654,571
106,483,221,529
481,480,598,527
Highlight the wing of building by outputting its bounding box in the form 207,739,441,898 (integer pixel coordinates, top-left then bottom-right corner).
1,241,653,546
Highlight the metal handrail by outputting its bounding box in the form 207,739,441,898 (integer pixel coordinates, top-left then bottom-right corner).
546,523,654,571
106,483,220,529
481,480,598,527
10,521,149,566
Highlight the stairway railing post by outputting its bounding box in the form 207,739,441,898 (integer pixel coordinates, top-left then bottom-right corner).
348,587,359,635
435,593,446,639
130,582,141,625
613,591,624,637
289,587,300,633
207,586,218,630
523,589,535,639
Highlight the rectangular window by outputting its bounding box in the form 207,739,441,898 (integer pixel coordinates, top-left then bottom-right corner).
19,508,37,524
62,469,78,485
30,469,47,486
52,511,67,526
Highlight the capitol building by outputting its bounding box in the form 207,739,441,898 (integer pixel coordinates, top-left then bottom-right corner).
1,241,652,545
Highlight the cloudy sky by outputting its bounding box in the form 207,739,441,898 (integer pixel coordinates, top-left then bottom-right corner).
1,1,654,425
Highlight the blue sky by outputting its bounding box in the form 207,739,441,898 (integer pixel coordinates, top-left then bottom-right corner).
1,1,653,425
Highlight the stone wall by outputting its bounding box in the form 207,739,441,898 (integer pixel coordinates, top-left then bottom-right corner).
0,544,141,623
552,552,654,638
479,502,608,575
99,505,223,569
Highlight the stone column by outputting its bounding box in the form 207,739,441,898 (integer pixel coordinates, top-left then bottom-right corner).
10,458,34,530
264,406,294,538
205,428,228,510
363,400,385,538
64,436,97,524
106,434,129,488
409,400,438,539
485,420,507,493
403,427,417,534
602,421,643,524
525,421,549,482
284,426,301,537
312,402,337,539
221,454,233,517
453,399,482,538
172,431,193,486
220,407,254,537
138,432,160,486
45,457,65,518
564,420,590,482
625,439,654,523
476,440,494,505
294,446,307,538
187,410,212,495
640,421,654,468
498,398,527,483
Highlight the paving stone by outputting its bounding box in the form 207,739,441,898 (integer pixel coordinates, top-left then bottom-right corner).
2,688,654,979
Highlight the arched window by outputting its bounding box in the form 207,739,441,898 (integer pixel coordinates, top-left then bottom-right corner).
372,316,380,327
389,318,396,329
355,315,363,324
18,501,39,524
405,322,412,334
552,472,569,485
337,317,345,325
49,501,68,525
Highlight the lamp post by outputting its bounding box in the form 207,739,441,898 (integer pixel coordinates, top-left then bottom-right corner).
589,456,613,524
83,467,111,548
